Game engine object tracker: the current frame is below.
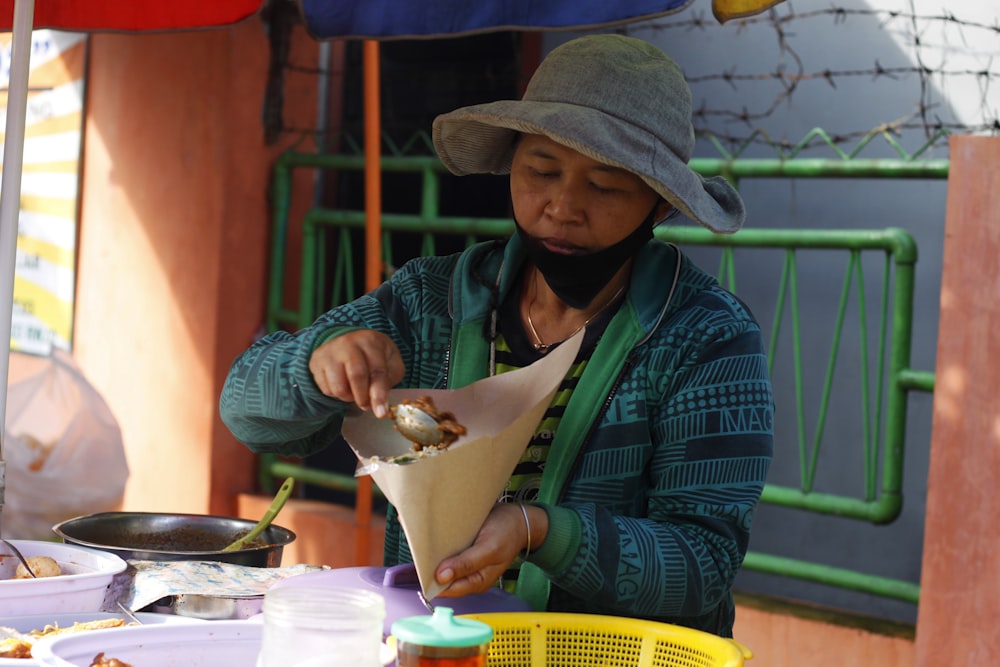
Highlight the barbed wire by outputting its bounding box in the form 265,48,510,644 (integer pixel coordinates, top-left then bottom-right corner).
630,2,999,153
271,3,998,159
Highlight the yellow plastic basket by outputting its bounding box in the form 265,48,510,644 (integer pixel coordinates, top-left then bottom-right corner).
461,612,750,667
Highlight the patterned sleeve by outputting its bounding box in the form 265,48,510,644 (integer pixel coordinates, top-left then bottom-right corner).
543,290,774,633
218,255,454,457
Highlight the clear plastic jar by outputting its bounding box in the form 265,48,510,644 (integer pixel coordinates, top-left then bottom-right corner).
258,586,385,667
391,607,493,667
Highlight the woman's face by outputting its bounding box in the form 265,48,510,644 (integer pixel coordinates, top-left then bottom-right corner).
510,134,669,255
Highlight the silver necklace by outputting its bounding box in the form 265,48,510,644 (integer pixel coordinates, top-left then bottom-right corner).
525,280,626,354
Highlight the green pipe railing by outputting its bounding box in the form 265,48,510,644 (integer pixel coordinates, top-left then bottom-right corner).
263,142,946,607
742,552,921,604
268,459,384,497
689,157,950,180
286,217,918,525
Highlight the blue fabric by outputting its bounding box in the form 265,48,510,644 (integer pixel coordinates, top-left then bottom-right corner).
299,0,694,40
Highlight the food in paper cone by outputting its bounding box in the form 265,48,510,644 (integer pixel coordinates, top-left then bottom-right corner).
391,395,468,450
342,332,584,599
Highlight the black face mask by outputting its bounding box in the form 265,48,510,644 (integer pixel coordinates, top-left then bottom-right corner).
515,207,659,309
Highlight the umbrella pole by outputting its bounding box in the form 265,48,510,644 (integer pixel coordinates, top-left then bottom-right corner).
0,0,36,531
355,39,381,566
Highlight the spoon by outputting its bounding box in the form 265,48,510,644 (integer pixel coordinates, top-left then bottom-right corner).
0,539,36,578
116,600,144,625
417,590,435,613
390,403,444,448
222,476,295,552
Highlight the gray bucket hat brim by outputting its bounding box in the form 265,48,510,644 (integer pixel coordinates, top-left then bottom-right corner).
432,35,745,234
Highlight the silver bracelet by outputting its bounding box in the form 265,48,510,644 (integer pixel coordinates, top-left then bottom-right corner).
519,503,532,559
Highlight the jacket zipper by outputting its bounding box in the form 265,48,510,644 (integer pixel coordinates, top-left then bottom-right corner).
557,353,637,503
552,245,680,497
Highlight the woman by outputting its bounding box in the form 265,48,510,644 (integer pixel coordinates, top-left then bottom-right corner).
220,34,773,637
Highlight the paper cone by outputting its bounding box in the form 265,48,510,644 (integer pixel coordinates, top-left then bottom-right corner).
341,331,582,599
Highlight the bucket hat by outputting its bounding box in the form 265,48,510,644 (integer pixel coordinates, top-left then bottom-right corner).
432,34,744,233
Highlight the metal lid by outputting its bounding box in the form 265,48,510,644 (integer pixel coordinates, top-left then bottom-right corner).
391,607,493,648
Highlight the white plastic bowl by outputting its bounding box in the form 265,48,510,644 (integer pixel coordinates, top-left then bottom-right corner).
0,540,127,616
0,612,204,667
31,620,262,667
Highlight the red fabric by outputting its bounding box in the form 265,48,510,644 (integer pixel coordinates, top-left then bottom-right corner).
0,0,264,32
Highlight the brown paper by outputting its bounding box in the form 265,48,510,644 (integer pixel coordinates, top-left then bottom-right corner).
341,331,582,599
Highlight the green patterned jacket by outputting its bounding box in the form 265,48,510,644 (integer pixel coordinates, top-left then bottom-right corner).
219,233,774,637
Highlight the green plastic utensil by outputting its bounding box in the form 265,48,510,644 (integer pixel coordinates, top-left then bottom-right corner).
222,476,295,552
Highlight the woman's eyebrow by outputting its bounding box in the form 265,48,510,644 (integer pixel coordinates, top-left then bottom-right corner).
525,146,558,160
526,146,630,176
592,164,630,176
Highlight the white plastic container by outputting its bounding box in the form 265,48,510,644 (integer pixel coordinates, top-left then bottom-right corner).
0,612,203,667
31,620,261,667
258,586,385,667
0,541,127,616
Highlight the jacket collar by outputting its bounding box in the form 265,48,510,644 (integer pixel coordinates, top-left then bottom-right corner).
454,237,685,331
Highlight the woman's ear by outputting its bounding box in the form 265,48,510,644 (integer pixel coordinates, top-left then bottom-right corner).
655,199,673,222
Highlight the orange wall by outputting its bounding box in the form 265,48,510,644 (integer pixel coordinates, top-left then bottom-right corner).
735,597,915,667
73,20,319,516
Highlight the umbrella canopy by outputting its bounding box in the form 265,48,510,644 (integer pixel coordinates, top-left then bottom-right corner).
302,0,694,39
0,1,263,31
0,0,783,34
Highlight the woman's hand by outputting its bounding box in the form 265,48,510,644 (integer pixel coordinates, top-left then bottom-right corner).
434,503,545,597
308,330,405,418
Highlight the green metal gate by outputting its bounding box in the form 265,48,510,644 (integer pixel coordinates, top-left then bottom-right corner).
262,128,948,607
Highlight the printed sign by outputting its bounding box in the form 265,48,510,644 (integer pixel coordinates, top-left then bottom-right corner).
0,30,86,354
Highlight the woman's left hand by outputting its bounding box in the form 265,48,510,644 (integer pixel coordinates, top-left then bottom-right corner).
433,503,536,597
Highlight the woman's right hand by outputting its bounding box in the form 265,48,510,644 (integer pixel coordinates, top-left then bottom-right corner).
308,330,405,418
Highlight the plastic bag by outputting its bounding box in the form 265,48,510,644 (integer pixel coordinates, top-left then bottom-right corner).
1,349,129,539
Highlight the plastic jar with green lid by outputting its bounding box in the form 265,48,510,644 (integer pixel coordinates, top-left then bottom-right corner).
391,606,494,667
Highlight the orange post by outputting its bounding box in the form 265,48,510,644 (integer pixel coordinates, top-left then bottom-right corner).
355,39,381,566
914,136,1000,665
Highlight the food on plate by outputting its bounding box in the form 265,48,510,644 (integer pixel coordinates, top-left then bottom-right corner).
90,653,132,667
0,636,30,659
391,396,467,450
14,555,62,579
0,619,129,659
